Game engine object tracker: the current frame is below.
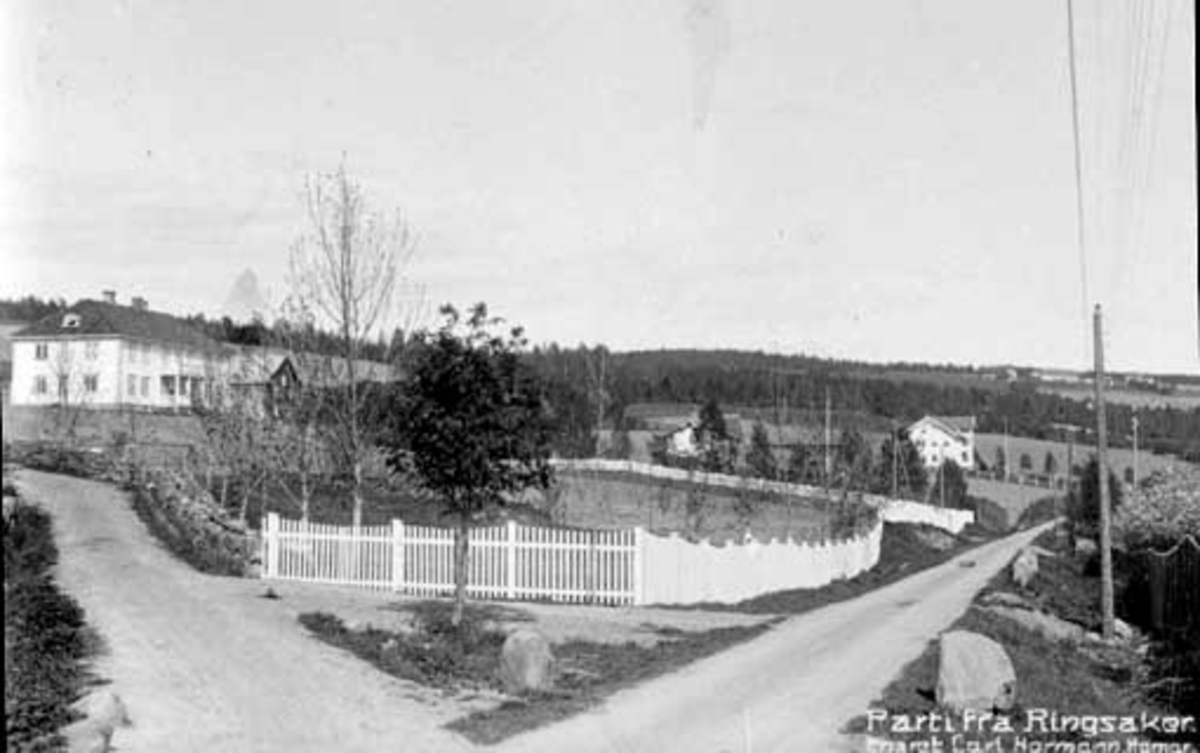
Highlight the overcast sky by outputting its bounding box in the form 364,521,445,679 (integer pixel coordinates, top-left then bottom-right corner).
2,0,1196,373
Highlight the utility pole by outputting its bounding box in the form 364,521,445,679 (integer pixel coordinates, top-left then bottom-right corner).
1094,304,1115,641
1003,418,1011,482
1132,413,1139,488
891,422,899,498
824,386,832,492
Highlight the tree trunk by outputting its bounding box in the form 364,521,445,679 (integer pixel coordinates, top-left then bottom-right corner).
452,510,470,629
351,458,364,529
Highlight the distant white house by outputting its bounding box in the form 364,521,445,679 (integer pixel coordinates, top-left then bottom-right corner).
907,415,976,470
9,292,397,413
666,423,700,457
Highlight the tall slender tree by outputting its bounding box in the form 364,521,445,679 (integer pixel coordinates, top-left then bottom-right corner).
289,163,416,528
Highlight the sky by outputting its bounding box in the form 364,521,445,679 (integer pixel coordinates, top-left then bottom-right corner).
1,0,1196,373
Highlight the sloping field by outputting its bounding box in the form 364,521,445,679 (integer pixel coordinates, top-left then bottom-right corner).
538,468,835,545
974,432,1184,479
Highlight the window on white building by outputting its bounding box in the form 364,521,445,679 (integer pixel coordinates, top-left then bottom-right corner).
127,375,137,397
161,375,176,397
35,343,48,360
34,376,47,395
140,377,149,397
62,314,81,328
85,341,99,360
84,375,99,393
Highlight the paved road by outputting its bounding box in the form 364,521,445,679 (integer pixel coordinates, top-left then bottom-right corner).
498,522,1053,753
16,469,473,753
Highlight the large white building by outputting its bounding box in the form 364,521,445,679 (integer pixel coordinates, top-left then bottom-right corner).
9,293,395,412
906,415,977,470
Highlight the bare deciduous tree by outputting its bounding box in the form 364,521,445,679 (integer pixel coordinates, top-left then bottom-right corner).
289,163,416,528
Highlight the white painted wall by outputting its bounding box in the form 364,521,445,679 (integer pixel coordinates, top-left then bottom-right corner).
876,499,974,535
11,338,122,407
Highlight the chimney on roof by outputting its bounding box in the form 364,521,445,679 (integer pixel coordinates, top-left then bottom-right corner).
131,296,148,311
102,290,117,304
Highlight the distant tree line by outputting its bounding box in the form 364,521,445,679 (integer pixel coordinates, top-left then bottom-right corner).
523,348,1200,462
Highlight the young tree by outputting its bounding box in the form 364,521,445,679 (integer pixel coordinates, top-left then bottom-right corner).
993,447,1007,478
289,163,416,529
697,397,728,442
930,460,969,510
745,421,777,479
1019,452,1033,473
785,442,817,484
835,428,873,490
392,304,554,628
1043,451,1059,477
1067,456,1123,536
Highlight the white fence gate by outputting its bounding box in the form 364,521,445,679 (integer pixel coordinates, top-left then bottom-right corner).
261,513,643,605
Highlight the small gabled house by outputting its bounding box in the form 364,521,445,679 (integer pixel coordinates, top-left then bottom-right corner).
907,415,977,470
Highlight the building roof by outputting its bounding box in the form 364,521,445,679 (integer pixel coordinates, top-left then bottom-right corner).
13,299,217,350
909,415,976,441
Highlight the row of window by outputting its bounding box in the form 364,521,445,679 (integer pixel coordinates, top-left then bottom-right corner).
33,342,100,360
32,374,204,400
33,374,99,395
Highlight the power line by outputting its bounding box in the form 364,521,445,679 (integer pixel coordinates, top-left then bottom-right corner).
1065,0,1091,361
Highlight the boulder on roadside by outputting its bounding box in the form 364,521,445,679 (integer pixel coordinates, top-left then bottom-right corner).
1011,548,1039,589
63,689,131,753
936,630,1017,712
983,605,1086,644
979,591,1033,610
499,628,555,694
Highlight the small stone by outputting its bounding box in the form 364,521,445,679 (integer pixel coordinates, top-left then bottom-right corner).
936,630,1017,712
1011,548,1039,589
499,628,555,694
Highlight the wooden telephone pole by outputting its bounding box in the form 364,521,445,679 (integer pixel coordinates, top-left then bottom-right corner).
1094,304,1115,641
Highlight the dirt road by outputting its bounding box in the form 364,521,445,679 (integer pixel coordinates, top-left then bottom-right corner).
18,467,1050,753
16,469,473,753
498,522,1053,753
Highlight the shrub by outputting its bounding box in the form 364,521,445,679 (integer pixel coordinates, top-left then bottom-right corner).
4,500,97,749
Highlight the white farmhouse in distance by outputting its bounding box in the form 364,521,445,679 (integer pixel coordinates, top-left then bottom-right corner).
907,415,977,470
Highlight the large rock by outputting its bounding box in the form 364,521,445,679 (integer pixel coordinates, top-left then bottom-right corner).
62,689,131,753
1011,548,1039,589
936,630,1017,712
499,628,555,694
984,606,1085,644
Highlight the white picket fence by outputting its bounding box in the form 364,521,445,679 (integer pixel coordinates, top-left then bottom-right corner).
261,511,887,606
261,513,642,605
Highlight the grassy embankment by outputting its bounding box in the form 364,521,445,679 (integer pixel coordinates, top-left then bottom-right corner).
843,525,1198,749
3,470,103,751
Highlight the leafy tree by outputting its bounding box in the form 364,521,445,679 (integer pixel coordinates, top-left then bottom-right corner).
608,429,633,460
745,422,777,479
994,447,1007,477
697,398,728,442
391,304,554,628
930,460,969,510
1019,452,1033,472
874,433,928,499
1067,456,1124,536
835,428,873,490
1043,451,1058,477
786,442,816,484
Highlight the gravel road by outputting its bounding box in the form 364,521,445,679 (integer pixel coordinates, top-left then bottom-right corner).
16,469,473,753
497,522,1054,753
16,467,1050,753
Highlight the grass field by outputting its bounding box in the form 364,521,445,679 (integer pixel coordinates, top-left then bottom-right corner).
539,468,836,545
974,432,1184,481
1040,383,1200,410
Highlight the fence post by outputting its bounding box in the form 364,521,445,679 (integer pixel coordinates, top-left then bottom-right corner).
506,520,517,600
265,512,280,579
633,526,645,605
392,519,405,593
